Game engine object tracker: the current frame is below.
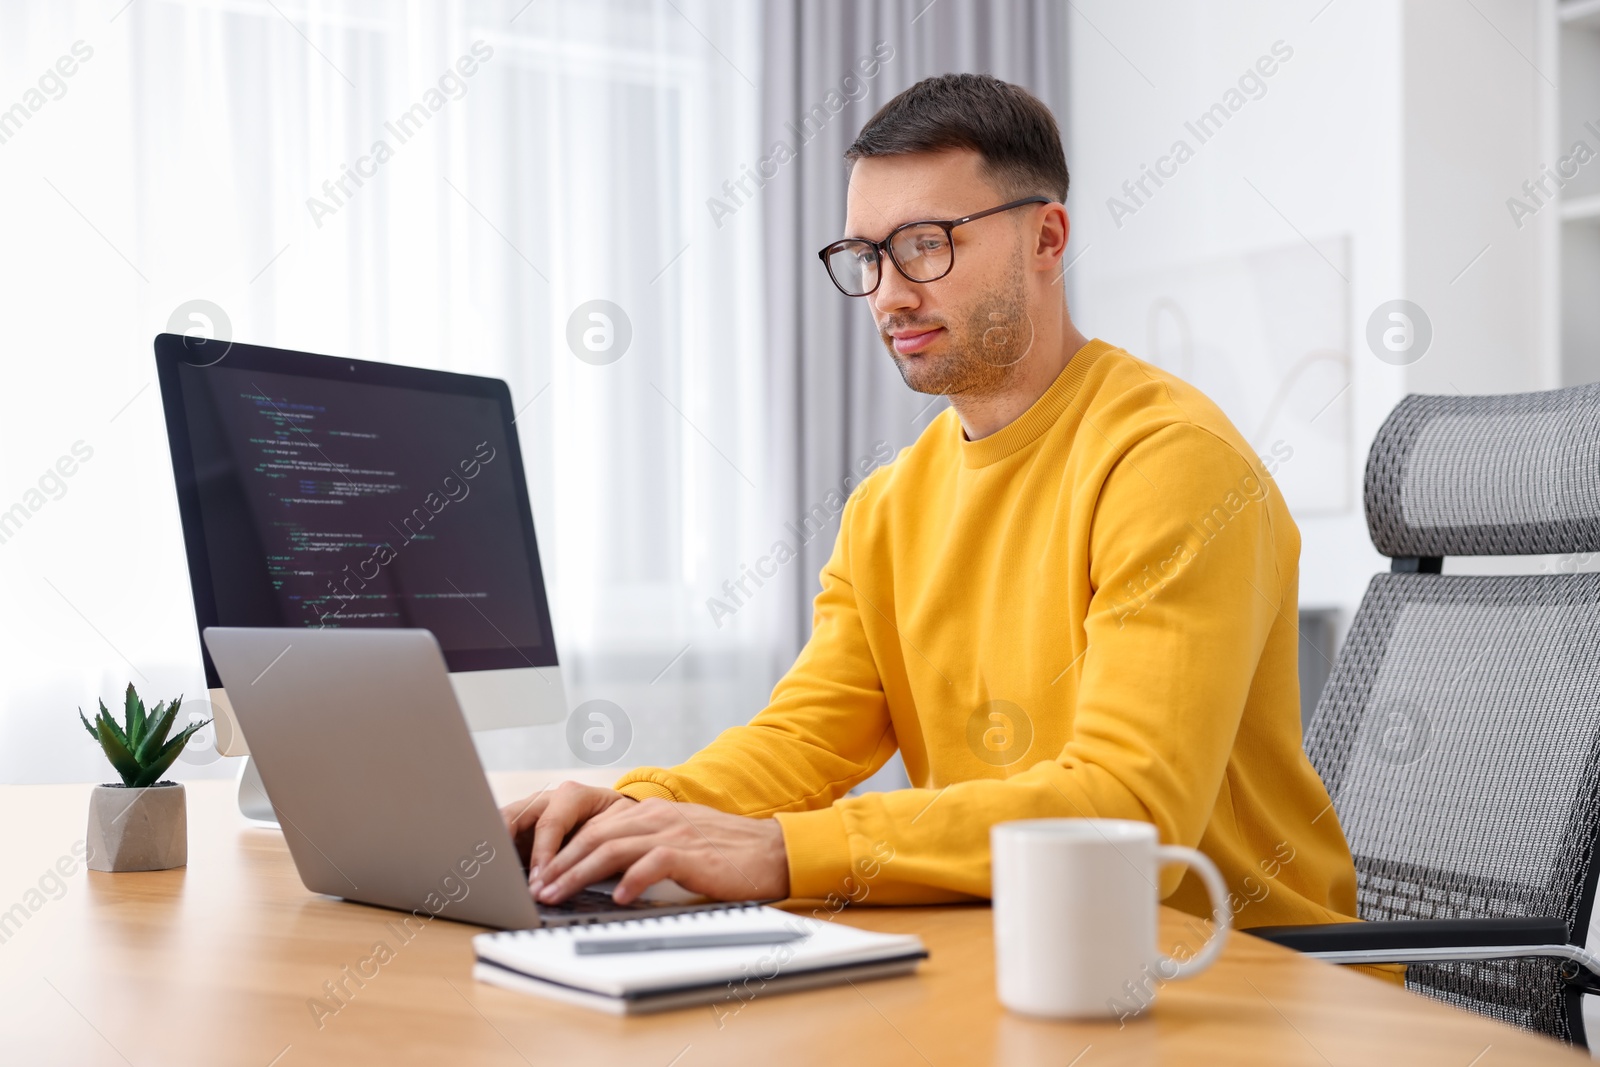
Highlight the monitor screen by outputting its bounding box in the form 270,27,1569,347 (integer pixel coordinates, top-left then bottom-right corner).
155,335,558,688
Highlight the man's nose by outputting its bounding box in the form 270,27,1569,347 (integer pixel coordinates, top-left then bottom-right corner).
871,260,921,317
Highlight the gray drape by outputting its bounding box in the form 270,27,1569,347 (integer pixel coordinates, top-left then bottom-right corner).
760,0,1072,662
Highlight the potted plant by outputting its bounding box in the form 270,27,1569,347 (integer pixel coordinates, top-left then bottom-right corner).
79,684,210,872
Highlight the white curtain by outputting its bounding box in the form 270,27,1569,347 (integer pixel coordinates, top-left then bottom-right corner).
0,0,778,781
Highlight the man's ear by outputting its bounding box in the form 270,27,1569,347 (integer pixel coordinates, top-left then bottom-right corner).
1033,202,1069,276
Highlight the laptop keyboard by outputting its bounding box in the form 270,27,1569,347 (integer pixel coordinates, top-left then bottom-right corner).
537,887,662,916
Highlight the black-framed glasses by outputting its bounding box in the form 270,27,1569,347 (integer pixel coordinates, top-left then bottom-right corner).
817,196,1050,298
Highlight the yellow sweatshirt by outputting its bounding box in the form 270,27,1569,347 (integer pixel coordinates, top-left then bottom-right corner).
617,339,1362,935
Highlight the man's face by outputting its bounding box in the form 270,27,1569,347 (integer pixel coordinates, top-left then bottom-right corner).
842,149,1039,398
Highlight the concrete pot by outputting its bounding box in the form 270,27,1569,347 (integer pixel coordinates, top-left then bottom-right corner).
86,782,187,872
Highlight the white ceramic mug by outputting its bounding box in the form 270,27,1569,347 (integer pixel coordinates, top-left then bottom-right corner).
991,818,1231,1019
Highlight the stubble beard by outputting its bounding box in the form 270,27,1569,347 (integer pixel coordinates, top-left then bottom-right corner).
880,253,1034,401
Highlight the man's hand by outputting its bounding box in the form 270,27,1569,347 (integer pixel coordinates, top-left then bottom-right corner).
530,796,791,905
499,781,637,888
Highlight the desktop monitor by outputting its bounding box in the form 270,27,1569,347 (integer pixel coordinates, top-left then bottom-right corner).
153,332,567,760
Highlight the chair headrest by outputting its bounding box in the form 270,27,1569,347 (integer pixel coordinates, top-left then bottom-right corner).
1365,383,1600,558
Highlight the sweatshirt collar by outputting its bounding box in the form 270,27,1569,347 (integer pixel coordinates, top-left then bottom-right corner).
958,339,1110,469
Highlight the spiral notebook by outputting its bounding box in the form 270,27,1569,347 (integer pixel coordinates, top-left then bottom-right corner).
472,904,928,1015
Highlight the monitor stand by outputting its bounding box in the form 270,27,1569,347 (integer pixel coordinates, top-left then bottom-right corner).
208,688,278,827
235,755,280,827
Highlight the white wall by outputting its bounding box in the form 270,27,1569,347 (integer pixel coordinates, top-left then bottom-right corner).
1402,0,1557,397
1067,0,1403,629
1067,0,1552,630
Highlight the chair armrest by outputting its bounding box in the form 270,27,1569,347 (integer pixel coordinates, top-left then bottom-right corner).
1241,916,1600,985
1243,917,1570,954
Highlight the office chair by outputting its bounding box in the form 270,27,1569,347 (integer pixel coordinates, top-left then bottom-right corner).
1245,383,1600,1047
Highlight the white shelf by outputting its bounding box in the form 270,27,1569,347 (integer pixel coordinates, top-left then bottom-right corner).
1563,0,1600,29
1564,193,1600,221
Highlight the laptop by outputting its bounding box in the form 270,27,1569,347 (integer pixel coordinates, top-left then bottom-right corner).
203,626,759,928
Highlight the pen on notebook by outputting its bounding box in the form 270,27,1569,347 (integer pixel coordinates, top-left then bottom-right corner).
572,930,810,955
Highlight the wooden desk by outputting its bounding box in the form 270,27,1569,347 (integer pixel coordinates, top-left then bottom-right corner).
0,772,1583,1065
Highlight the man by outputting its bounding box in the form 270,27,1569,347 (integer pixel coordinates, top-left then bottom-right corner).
503,73,1364,942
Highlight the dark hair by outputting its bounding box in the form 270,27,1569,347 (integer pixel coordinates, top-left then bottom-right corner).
844,73,1068,203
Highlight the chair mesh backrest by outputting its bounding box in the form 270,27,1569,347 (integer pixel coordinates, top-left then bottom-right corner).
1365,383,1600,558
1307,575,1600,1041
1311,383,1600,1044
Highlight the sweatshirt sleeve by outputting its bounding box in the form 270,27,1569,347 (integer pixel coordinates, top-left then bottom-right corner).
614,478,899,846
765,423,1285,903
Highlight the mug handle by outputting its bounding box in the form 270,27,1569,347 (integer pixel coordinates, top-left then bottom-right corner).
1153,844,1231,979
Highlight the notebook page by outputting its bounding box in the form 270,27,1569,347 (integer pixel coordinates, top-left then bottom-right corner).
474,906,926,997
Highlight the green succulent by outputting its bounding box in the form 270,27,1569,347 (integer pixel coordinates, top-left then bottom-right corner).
78,683,211,788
